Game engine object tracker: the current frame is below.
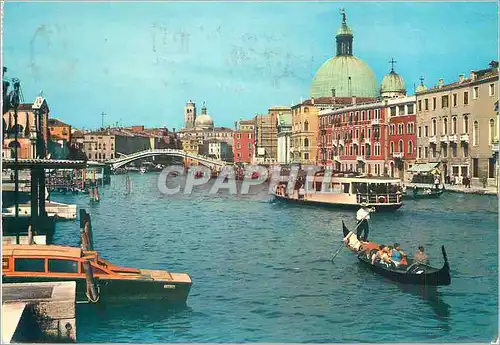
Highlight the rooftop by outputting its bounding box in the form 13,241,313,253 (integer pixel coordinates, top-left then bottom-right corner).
3,244,82,259
48,118,71,127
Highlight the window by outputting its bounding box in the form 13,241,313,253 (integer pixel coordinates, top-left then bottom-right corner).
361,111,365,121
442,95,449,108
304,152,309,160
452,117,457,134
398,140,403,153
418,146,422,158
418,127,422,138
432,146,436,158
463,144,469,157
424,147,428,158
464,91,469,105
249,133,252,139
248,143,252,149
407,104,414,114
390,142,394,153
417,100,422,112
453,93,457,107
432,97,437,110
490,83,495,96
237,133,241,139
489,119,495,144
304,121,309,132
473,158,479,177
432,119,437,136
408,141,413,154
442,146,447,158
304,138,309,147
424,99,429,110
443,118,448,135
473,121,479,146
304,107,309,113
424,126,428,137
452,145,457,158
473,86,479,99
3,258,10,269
398,105,405,115
15,258,45,272
48,259,78,273
390,107,396,117
464,115,469,133
237,143,241,149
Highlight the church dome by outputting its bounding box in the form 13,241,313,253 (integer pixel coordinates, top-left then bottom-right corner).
194,102,214,130
311,56,378,98
381,71,406,93
311,10,378,98
416,81,427,93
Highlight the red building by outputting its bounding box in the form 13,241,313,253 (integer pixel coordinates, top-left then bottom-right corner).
318,99,388,176
386,96,417,180
233,120,255,163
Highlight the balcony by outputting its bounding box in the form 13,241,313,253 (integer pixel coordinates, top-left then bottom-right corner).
352,138,359,146
332,140,338,147
333,155,341,162
429,136,437,144
356,155,365,161
363,137,370,144
440,135,449,143
338,139,345,146
392,152,404,159
460,133,470,143
448,134,458,143
371,119,380,126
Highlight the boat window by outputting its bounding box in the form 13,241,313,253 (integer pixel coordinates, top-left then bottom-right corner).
14,258,45,272
342,183,350,193
48,259,79,273
3,258,10,270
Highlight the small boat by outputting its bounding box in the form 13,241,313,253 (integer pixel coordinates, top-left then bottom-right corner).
251,172,260,180
139,167,147,174
341,221,451,286
194,171,203,179
404,186,444,200
2,244,192,303
272,171,403,212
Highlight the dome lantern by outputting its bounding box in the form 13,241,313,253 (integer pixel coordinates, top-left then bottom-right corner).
336,9,353,57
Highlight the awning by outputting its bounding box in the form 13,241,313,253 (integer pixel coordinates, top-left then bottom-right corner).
408,162,440,173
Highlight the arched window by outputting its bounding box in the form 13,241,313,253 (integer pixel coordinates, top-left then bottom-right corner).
398,140,403,153
432,119,437,136
304,107,309,113
473,121,479,146
390,142,395,153
408,140,413,154
452,117,457,134
304,138,309,147
490,119,495,144
443,118,448,135
464,115,469,133
304,121,309,132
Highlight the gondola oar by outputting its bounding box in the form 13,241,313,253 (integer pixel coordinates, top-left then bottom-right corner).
331,209,373,263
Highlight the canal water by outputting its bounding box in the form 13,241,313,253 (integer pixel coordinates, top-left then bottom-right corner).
53,173,498,343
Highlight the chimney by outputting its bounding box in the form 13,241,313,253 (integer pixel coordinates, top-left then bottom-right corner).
234,121,238,130
470,71,477,81
438,79,444,88
311,97,315,105
459,74,465,83
352,96,357,104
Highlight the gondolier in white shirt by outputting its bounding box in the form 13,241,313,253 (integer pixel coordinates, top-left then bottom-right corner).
356,202,375,242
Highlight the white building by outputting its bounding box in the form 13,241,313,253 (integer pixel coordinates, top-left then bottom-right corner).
206,138,231,161
277,112,292,163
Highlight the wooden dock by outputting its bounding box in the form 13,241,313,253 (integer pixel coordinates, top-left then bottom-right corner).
2,282,77,343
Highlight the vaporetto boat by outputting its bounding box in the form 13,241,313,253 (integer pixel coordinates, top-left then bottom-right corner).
272,172,403,211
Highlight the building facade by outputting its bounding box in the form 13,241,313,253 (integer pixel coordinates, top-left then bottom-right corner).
319,100,387,174
254,106,289,163
233,120,255,163
386,96,417,180
415,62,499,186
48,118,71,141
277,112,292,164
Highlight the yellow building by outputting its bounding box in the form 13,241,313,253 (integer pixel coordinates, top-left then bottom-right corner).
290,100,319,164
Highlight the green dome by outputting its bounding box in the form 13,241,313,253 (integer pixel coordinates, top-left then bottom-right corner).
311,56,378,98
380,71,406,93
336,23,353,36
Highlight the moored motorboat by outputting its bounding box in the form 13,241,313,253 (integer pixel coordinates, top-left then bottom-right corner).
2,244,192,303
404,186,444,200
341,221,451,286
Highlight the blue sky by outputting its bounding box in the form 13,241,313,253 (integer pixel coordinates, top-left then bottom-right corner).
3,1,498,130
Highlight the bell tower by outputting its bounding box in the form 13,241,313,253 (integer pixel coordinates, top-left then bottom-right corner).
184,100,197,129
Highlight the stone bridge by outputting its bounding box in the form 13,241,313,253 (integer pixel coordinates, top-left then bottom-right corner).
105,149,228,170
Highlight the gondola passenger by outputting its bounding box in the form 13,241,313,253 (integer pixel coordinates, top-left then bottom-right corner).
414,246,429,264
391,243,406,266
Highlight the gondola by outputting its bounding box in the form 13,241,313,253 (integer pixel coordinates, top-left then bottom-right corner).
403,187,444,200
341,221,451,286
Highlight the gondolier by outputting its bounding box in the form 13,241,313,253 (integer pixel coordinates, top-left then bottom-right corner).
356,202,374,241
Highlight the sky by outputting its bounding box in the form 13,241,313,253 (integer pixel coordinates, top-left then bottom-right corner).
2,1,498,130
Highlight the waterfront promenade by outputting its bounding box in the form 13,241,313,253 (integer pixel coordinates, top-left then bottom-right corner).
408,182,498,195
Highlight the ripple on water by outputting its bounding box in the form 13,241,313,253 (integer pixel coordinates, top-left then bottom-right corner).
53,174,498,343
